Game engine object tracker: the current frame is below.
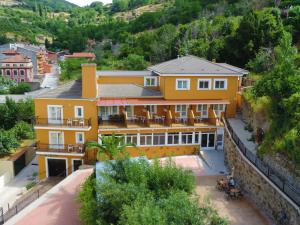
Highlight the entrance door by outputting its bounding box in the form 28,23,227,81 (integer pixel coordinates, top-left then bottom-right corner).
48,106,63,124
47,158,66,177
49,132,64,149
73,160,82,172
201,133,215,149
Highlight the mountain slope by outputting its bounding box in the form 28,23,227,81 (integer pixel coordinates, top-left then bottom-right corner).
23,0,77,12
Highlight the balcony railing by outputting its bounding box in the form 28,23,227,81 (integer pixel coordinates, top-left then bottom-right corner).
35,117,92,128
98,108,222,129
36,143,85,154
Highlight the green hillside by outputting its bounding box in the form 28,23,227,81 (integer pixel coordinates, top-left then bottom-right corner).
23,0,77,12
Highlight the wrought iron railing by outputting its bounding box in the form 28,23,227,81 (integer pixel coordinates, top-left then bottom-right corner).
35,117,92,127
224,117,300,208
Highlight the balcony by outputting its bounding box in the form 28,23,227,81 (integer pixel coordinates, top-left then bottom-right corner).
36,143,85,155
98,107,223,130
34,117,92,131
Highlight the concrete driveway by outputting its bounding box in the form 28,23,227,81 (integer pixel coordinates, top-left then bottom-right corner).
0,158,38,213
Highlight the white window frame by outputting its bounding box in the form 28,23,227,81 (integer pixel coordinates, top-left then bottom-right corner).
49,131,64,149
167,133,180,145
140,133,153,146
147,105,157,115
125,134,138,146
175,105,188,118
197,79,211,90
196,104,209,118
153,133,166,146
201,132,216,149
74,106,84,118
214,79,227,90
176,79,190,90
47,105,63,124
144,76,157,87
181,132,194,145
75,132,85,144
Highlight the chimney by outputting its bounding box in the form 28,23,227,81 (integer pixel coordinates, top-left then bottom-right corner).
81,64,97,99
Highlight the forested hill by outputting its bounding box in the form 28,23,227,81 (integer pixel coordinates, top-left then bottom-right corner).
22,0,78,12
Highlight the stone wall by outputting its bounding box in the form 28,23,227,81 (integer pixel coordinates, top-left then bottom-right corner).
224,128,300,225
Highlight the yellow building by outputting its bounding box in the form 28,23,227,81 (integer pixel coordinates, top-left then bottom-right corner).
34,55,248,180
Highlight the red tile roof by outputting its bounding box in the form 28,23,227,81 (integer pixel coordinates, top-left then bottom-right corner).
1,49,19,55
0,54,31,63
65,52,96,59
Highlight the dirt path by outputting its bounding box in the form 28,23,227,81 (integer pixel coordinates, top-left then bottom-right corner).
195,176,271,225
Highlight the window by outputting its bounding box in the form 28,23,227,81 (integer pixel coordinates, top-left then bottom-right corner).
125,106,134,118
20,79,25,82
20,70,25,76
197,79,211,90
75,132,84,144
140,133,153,146
75,106,84,118
20,64,24,67
153,133,165,145
125,134,138,145
5,64,9,67
13,64,17,67
176,79,190,90
13,70,18,76
144,77,157,86
214,79,227,90
49,131,64,149
167,133,179,145
213,104,225,117
147,105,157,115
176,105,188,118
181,132,193,144
197,104,208,118
6,70,10,76
48,105,63,124
99,106,119,120
194,132,200,144
0,70,2,76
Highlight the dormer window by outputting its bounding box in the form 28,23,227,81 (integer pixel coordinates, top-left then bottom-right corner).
176,79,190,90
197,79,211,90
144,77,157,87
214,79,227,90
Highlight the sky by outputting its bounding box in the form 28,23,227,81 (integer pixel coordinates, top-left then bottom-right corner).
67,0,112,7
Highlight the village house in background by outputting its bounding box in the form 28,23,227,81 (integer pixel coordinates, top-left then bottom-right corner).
0,43,52,77
0,51,34,82
64,52,96,61
33,55,248,180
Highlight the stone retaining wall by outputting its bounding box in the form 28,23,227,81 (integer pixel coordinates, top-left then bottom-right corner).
224,128,300,225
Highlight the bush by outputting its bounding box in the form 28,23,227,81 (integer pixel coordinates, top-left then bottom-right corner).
12,121,34,140
79,158,227,225
9,83,31,94
0,129,19,155
26,181,36,190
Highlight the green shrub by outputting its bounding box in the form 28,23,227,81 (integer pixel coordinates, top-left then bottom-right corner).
79,158,227,225
12,121,34,140
26,181,36,190
9,83,31,94
0,129,19,155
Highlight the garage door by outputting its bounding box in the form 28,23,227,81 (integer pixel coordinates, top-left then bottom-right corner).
14,154,26,176
47,158,66,177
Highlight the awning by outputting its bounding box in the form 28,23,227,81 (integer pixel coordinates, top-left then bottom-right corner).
97,98,230,106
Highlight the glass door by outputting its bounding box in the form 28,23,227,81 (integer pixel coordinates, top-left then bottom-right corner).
197,104,208,118
99,106,119,120
176,105,188,118
49,132,64,149
201,133,215,149
48,106,63,124
213,104,225,117
125,106,134,119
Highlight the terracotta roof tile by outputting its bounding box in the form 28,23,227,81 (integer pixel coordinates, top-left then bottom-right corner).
0,54,31,63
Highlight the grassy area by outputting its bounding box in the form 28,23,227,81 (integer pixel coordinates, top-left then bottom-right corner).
0,139,35,160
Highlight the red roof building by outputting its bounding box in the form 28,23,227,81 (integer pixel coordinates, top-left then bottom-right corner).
64,52,96,60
